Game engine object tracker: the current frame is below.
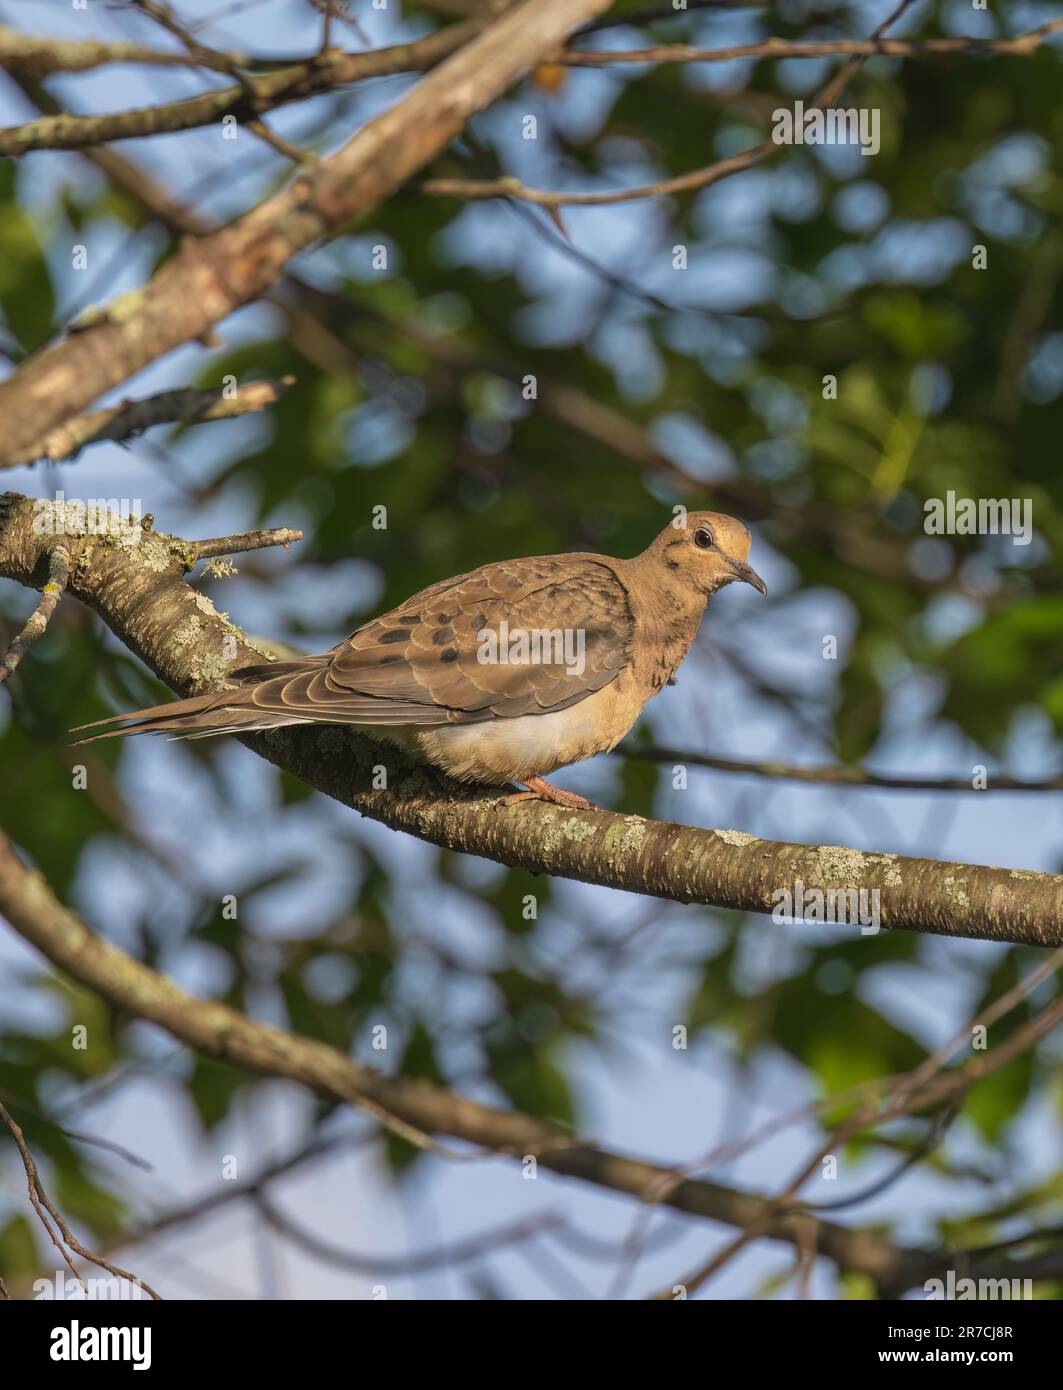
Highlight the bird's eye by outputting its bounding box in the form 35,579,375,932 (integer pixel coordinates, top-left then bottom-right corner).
693,527,713,550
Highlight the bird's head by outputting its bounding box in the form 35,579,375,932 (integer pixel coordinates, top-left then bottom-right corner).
645,511,767,601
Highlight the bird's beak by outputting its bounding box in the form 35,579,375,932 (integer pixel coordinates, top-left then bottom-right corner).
726,557,768,595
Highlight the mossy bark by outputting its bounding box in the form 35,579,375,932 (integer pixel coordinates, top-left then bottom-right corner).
3,491,1061,947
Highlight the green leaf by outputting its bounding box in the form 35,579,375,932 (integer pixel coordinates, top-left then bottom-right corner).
0,163,55,351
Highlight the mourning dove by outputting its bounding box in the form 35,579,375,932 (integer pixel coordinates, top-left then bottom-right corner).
74,511,765,808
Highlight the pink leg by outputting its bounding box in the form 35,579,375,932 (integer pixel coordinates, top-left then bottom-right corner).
503,776,596,811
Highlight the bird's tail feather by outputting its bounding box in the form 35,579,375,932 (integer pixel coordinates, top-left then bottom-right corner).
68,654,455,744
69,658,324,744
69,690,307,744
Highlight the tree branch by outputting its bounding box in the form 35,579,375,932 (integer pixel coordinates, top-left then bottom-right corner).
129,0,318,165
2,69,1004,610
620,745,1063,794
0,826,929,1293
1,493,1060,947
0,20,402,79
557,20,1063,66
189,525,303,561
10,12,1053,83
6,378,295,470
427,0,1060,211
0,543,69,685
253,1194,563,1275
0,19,485,157
3,821,1057,1296
0,0,614,467
0,23,243,76
0,1099,160,1299
423,144,766,207
420,0,906,209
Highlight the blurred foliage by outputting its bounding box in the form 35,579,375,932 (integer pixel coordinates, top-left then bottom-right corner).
1,0,1062,1292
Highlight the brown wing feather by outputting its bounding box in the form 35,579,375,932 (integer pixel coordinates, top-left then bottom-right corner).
308,553,634,724
72,553,635,741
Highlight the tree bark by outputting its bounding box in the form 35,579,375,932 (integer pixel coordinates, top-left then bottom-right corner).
2,492,1060,947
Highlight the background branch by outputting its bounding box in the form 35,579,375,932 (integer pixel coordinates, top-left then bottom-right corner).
0,0,613,466
0,826,940,1295
0,1099,161,1299
619,745,1063,793
2,822,1055,1298
557,20,1063,66
0,20,484,156
7,378,296,469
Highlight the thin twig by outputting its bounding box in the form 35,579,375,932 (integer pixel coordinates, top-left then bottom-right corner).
0,546,69,685
190,526,303,561
0,1100,161,1299
256,1193,564,1274
131,0,317,163
886,954,1063,1116
558,21,1063,67
426,0,983,212
0,1087,154,1172
620,745,1063,792
423,144,765,207
0,22,252,75
786,1104,959,1214
9,378,296,470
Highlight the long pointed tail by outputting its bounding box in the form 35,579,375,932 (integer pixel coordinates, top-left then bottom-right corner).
70,661,317,744
71,690,262,744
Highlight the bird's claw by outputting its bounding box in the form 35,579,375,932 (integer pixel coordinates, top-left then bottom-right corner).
502,777,596,811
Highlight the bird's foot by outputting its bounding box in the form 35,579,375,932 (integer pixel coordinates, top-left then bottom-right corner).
503,776,596,811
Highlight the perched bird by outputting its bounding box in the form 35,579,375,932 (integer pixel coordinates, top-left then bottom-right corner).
74,512,765,808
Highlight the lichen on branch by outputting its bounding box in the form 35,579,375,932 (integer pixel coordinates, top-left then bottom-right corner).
1,491,1060,948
